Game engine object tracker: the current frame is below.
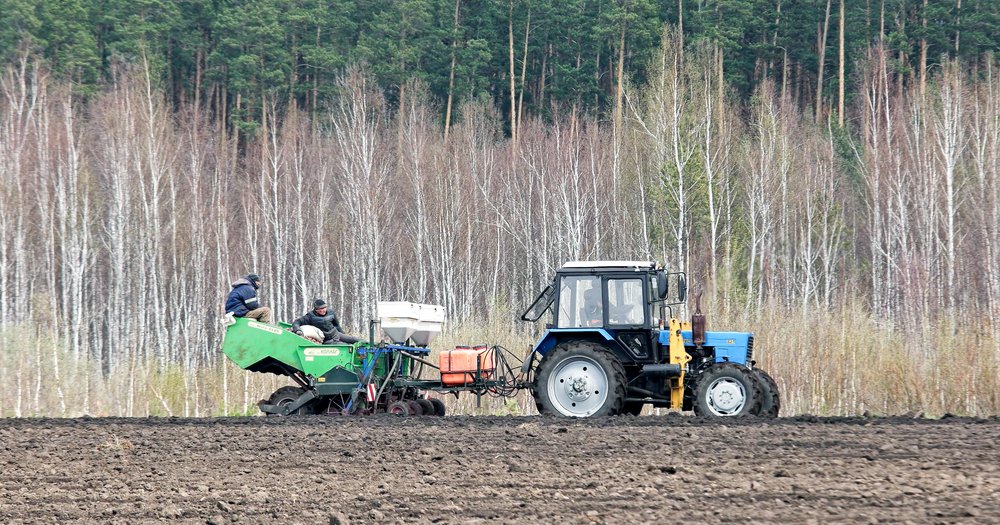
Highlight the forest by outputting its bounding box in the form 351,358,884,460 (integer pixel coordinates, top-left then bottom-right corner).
0,0,998,418
2,1,998,128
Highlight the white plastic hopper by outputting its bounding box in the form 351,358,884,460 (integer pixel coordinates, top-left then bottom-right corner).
377,301,445,345
377,301,419,343
410,303,445,346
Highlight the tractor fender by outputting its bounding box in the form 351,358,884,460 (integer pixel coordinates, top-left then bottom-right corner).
525,328,616,372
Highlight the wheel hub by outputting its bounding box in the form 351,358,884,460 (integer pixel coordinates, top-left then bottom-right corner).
568,378,590,400
707,378,746,416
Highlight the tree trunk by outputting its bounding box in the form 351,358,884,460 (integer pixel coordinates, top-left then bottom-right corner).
920,0,927,101
879,0,885,42
816,0,832,123
772,0,783,77
838,0,845,127
289,33,298,109
954,0,961,54
615,25,626,133
717,46,725,128
313,25,321,118
194,47,203,122
233,92,240,166
781,47,788,103
795,60,802,107
517,8,530,135
444,0,461,141
538,43,549,108
678,0,684,56
508,1,517,143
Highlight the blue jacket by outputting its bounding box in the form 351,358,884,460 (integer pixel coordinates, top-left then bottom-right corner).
225,278,261,317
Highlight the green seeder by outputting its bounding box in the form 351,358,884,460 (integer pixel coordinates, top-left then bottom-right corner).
220,311,520,416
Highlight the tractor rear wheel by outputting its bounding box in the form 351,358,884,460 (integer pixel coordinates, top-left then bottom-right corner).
532,340,626,417
693,364,760,418
753,369,780,418
428,398,446,416
266,386,315,416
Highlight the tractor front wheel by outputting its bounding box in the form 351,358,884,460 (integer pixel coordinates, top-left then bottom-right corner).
532,341,626,417
693,364,760,418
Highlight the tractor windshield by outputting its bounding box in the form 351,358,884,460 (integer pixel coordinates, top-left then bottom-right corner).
520,283,555,322
556,275,602,328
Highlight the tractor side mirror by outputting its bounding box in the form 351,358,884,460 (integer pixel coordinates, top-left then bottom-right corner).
656,271,668,300
677,274,687,302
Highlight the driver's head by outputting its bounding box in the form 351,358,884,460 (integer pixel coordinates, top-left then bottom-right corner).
313,298,329,315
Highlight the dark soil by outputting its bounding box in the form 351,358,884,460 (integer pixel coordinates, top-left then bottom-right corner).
0,415,997,524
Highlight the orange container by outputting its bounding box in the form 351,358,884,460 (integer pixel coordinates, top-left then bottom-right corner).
439,345,495,386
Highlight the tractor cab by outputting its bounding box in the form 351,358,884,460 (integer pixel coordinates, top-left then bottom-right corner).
555,271,647,329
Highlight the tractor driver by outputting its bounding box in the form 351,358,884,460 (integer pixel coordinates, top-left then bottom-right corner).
582,287,603,327
291,299,362,345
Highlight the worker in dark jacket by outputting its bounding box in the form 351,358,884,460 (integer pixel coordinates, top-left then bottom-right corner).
291,299,360,344
582,287,602,327
225,273,272,323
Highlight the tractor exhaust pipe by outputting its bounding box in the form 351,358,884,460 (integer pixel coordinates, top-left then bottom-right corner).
691,287,706,349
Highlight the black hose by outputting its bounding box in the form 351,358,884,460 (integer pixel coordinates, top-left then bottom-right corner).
483,345,525,398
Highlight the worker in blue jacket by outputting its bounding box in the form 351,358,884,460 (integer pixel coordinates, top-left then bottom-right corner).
225,273,272,323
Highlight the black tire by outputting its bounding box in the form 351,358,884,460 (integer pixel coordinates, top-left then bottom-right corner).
693,363,760,418
622,401,644,416
753,369,780,418
406,400,424,416
428,398,446,417
531,340,627,417
266,386,315,416
415,398,435,416
387,400,410,416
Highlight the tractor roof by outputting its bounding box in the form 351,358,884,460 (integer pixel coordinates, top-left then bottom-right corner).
561,261,657,270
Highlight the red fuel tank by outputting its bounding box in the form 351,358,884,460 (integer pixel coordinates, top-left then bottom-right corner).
439,345,495,386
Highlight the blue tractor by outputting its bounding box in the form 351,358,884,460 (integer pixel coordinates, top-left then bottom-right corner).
520,261,780,418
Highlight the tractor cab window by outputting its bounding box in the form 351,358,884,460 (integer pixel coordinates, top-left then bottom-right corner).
607,278,644,326
556,275,602,328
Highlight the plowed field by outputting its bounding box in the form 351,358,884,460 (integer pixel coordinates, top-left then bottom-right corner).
1,415,997,524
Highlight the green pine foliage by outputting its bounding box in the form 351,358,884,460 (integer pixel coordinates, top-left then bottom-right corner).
1,0,997,125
